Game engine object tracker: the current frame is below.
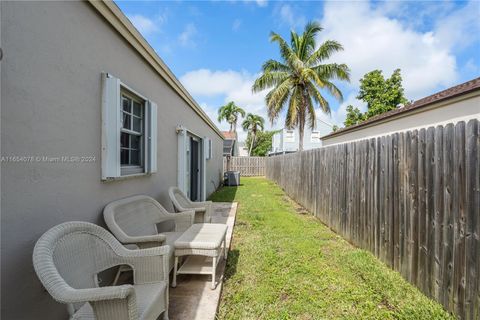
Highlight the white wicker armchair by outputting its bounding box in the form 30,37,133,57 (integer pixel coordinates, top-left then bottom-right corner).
168,187,213,223
103,195,195,271
32,221,171,320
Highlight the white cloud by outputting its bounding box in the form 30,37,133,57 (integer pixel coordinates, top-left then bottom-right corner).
127,14,160,35
178,23,198,47
316,93,367,128
434,1,480,52
180,69,271,141
319,1,459,100
180,69,248,96
232,19,242,31
255,0,268,7
275,4,306,29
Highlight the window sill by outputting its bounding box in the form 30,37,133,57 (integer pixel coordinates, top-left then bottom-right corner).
101,172,152,182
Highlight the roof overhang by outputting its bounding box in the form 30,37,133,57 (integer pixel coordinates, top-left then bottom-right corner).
322,86,480,140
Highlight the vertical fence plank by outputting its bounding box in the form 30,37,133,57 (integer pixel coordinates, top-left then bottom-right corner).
443,123,455,310
418,128,427,293
465,119,479,320
453,121,466,318
426,126,436,298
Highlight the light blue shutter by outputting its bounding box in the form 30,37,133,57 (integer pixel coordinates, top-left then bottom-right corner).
147,101,157,173
101,73,121,180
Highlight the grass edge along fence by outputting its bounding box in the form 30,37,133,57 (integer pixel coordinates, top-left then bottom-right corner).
266,119,480,320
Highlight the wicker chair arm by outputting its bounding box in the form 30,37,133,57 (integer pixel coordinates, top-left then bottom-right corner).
159,210,194,232
122,234,166,246
118,246,171,284
49,284,134,304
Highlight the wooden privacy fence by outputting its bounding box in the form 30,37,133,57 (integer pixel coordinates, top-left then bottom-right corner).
266,119,479,320
223,156,266,176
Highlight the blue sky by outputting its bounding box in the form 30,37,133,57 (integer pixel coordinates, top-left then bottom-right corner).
116,0,480,141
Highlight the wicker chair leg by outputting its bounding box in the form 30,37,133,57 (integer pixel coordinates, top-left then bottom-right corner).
211,256,217,290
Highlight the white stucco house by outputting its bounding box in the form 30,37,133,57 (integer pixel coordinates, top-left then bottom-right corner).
321,77,480,146
270,118,334,154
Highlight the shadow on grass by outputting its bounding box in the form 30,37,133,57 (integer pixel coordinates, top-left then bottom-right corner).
224,249,240,281
208,185,239,203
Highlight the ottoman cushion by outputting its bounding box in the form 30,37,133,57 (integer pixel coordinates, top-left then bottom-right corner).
174,223,227,250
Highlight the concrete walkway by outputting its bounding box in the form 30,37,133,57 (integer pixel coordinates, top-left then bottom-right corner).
169,202,238,320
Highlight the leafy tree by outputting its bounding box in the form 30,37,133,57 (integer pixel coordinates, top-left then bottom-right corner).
358,69,408,118
252,21,350,151
332,125,339,132
242,113,265,156
245,130,278,156
343,69,409,128
343,105,364,127
217,101,246,132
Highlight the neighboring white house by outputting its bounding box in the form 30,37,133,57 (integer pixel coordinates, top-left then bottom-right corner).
271,118,334,154
237,141,249,156
321,77,480,146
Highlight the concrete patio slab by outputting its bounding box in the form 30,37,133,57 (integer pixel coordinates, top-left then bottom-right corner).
168,202,237,320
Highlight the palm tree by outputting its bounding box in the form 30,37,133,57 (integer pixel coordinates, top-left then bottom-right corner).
217,101,246,132
242,113,265,156
252,21,350,151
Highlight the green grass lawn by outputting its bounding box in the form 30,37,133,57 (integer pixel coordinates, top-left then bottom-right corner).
210,177,455,320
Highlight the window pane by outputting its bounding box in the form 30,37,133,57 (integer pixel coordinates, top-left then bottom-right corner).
131,149,140,165
121,132,129,148
133,116,141,132
131,135,141,150
121,149,129,165
133,101,142,116
123,113,131,130
122,96,131,113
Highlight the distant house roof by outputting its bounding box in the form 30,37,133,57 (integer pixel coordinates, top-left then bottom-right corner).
222,131,237,140
322,77,480,140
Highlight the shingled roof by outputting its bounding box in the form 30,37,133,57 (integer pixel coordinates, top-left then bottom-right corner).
322,77,480,139
222,131,237,140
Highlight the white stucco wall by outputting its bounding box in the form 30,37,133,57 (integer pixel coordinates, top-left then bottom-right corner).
322,93,480,146
1,2,223,319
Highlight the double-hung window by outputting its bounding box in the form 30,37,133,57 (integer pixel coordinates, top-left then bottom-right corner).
310,131,321,143
101,73,157,180
121,91,144,175
285,130,295,143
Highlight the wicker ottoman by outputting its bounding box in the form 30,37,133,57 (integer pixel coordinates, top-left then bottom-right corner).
172,223,228,289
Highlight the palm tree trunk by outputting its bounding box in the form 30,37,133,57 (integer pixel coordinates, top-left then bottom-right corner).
249,134,256,156
298,122,304,151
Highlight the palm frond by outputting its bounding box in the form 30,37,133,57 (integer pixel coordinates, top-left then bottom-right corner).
306,81,330,114
262,59,290,73
306,40,344,66
252,71,289,93
313,63,350,82
298,21,323,61
270,32,303,72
